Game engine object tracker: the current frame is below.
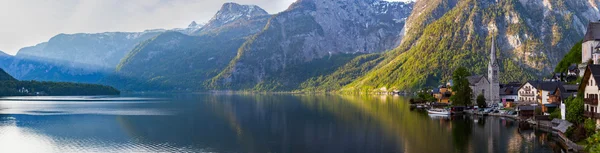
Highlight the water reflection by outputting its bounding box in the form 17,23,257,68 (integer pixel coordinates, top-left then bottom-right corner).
0,94,563,153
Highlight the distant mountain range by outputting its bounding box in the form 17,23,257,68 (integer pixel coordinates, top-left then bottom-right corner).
2,0,599,92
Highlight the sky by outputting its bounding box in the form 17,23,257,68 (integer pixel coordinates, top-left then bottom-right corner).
0,0,413,55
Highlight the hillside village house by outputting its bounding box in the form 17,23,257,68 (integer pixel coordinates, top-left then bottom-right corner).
581,65,600,128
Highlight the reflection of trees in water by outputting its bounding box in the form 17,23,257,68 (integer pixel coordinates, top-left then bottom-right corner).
451,116,472,152
298,94,456,153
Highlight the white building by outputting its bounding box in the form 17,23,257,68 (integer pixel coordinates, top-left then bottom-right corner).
582,65,600,128
518,82,538,104
582,21,600,65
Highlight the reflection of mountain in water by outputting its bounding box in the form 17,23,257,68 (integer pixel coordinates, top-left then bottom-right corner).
1,94,564,152
114,94,562,153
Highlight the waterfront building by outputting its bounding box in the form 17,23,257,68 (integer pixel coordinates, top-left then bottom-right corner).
581,65,600,128
517,82,539,104
500,83,520,107
433,85,452,103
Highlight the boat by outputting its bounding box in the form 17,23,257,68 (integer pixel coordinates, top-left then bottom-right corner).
427,108,450,115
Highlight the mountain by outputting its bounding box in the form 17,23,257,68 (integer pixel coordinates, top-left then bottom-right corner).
328,0,600,92
0,65,16,81
172,21,205,35
16,31,164,72
209,0,415,91
110,3,271,91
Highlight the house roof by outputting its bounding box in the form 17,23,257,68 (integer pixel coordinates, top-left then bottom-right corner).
580,65,600,91
500,86,519,96
563,85,578,92
568,64,578,71
467,75,488,85
525,81,564,91
584,21,600,42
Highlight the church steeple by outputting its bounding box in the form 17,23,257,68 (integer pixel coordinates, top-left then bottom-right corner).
490,36,496,65
487,36,500,105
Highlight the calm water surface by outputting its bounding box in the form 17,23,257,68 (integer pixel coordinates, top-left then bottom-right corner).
0,94,563,153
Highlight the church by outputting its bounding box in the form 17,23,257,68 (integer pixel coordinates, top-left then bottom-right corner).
467,38,500,106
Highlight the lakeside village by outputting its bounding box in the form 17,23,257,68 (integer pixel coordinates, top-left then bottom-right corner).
405,22,600,152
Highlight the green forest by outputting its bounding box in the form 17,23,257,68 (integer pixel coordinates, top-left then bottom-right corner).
0,68,119,96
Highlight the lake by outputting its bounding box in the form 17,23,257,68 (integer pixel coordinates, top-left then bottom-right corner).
0,94,563,153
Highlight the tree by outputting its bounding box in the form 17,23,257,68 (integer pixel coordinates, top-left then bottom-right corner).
566,96,585,124
417,88,437,102
476,94,486,108
450,67,472,106
585,118,596,135
586,132,600,152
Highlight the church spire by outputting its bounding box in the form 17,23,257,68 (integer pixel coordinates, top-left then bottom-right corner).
490,36,496,65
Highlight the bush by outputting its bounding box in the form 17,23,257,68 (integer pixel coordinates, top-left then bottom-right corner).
585,118,597,135
586,132,600,152
476,94,486,108
566,97,585,124
549,109,561,120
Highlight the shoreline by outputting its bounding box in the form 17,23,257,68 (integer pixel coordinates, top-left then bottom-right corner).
485,113,584,152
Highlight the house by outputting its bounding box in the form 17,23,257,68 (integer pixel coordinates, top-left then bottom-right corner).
467,75,489,104
433,85,453,103
500,83,520,107
582,21,600,65
551,73,566,82
568,64,580,77
548,84,578,119
517,81,564,106
518,82,539,104
580,65,600,128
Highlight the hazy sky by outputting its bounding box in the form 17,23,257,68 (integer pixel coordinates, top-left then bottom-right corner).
0,0,412,55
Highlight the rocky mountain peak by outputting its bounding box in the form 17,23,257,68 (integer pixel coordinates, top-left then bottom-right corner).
207,3,268,26
188,21,200,28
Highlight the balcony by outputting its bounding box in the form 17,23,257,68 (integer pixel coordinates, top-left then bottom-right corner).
585,98,599,105
520,92,535,96
585,111,600,118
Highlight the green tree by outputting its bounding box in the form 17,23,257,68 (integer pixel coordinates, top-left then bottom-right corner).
566,97,585,124
450,67,472,106
549,109,561,120
585,118,597,135
476,94,486,108
555,40,582,73
586,132,600,152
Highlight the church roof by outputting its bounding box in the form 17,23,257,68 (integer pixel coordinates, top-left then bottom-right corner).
585,21,600,42
467,75,488,85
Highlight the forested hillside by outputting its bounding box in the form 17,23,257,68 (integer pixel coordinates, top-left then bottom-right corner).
314,0,599,93
0,68,119,96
